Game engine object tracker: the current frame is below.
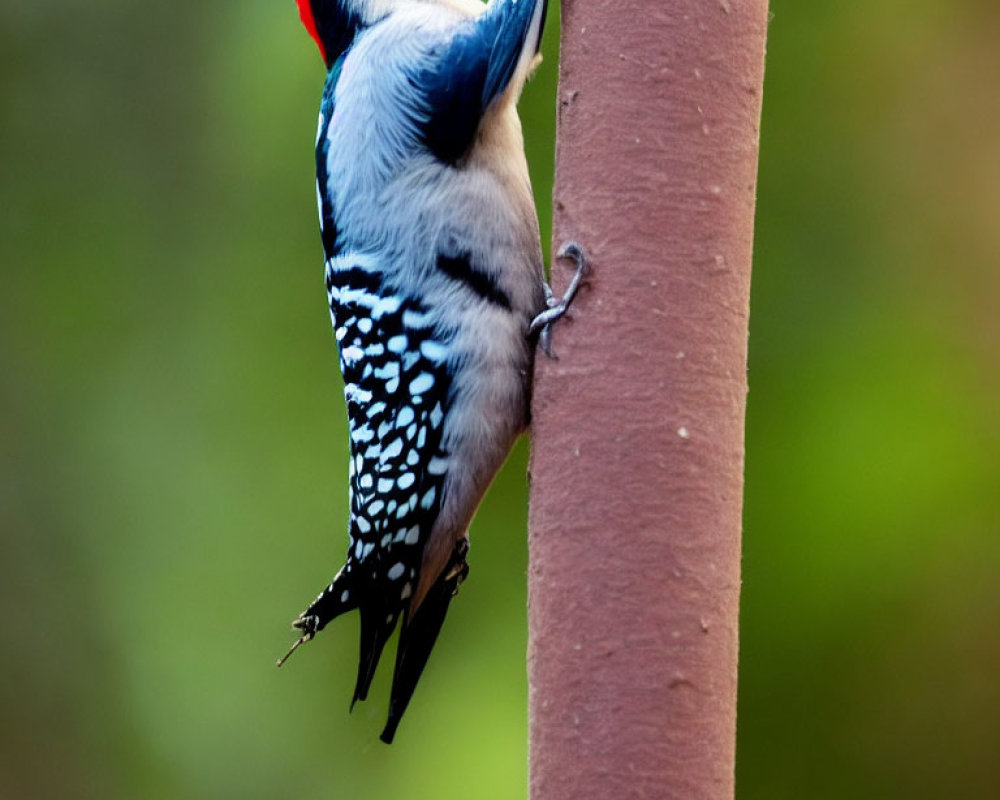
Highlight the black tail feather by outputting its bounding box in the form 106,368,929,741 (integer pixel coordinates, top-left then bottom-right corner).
380,547,469,744
351,602,398,709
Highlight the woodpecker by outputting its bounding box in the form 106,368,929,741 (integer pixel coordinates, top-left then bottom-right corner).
279,0,586,743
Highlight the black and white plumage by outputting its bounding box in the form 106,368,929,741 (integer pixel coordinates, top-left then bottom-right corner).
280,0,565,743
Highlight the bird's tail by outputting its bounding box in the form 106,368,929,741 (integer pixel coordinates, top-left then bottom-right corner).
380,540,470,744
275,564,403,717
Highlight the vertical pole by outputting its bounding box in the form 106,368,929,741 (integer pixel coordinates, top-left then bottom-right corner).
527,1,768,798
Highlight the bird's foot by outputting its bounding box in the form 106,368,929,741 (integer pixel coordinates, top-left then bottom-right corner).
444,537,471,591
276,612,319,667
530,241,589,358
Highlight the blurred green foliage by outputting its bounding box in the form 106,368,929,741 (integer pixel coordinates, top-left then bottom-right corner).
1,1,996,798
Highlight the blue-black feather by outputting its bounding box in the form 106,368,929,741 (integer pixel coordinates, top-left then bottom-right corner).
317,56,345,259
311,0,363,67
416,0,548,163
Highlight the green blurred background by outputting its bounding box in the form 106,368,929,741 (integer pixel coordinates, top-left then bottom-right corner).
2,1,997,798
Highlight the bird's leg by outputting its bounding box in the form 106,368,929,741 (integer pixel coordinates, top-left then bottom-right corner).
530,242,589,358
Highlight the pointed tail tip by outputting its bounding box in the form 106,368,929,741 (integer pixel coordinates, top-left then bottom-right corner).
379,718,398,745
350,679,372,713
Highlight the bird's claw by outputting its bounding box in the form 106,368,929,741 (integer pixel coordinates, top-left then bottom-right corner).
530,241,589,359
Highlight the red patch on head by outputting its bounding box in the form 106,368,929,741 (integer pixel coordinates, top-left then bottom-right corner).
296,0,326,62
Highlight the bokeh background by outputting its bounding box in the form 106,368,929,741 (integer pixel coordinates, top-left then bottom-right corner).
2,1,997,798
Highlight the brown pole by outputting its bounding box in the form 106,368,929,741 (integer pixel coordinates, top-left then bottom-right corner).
527,1,768,798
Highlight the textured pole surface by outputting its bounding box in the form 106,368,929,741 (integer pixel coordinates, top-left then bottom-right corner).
527,1,768,798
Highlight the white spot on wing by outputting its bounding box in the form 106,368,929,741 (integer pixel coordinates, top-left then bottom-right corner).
373,362,400,379
345,385,373,404
381,439,403,460
351,424,374,444
403,309,432,328
410,373,435,395
388,335,408,353
428,457,448,475
373,296,402,317
420,487,436,510
420,340,448,361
